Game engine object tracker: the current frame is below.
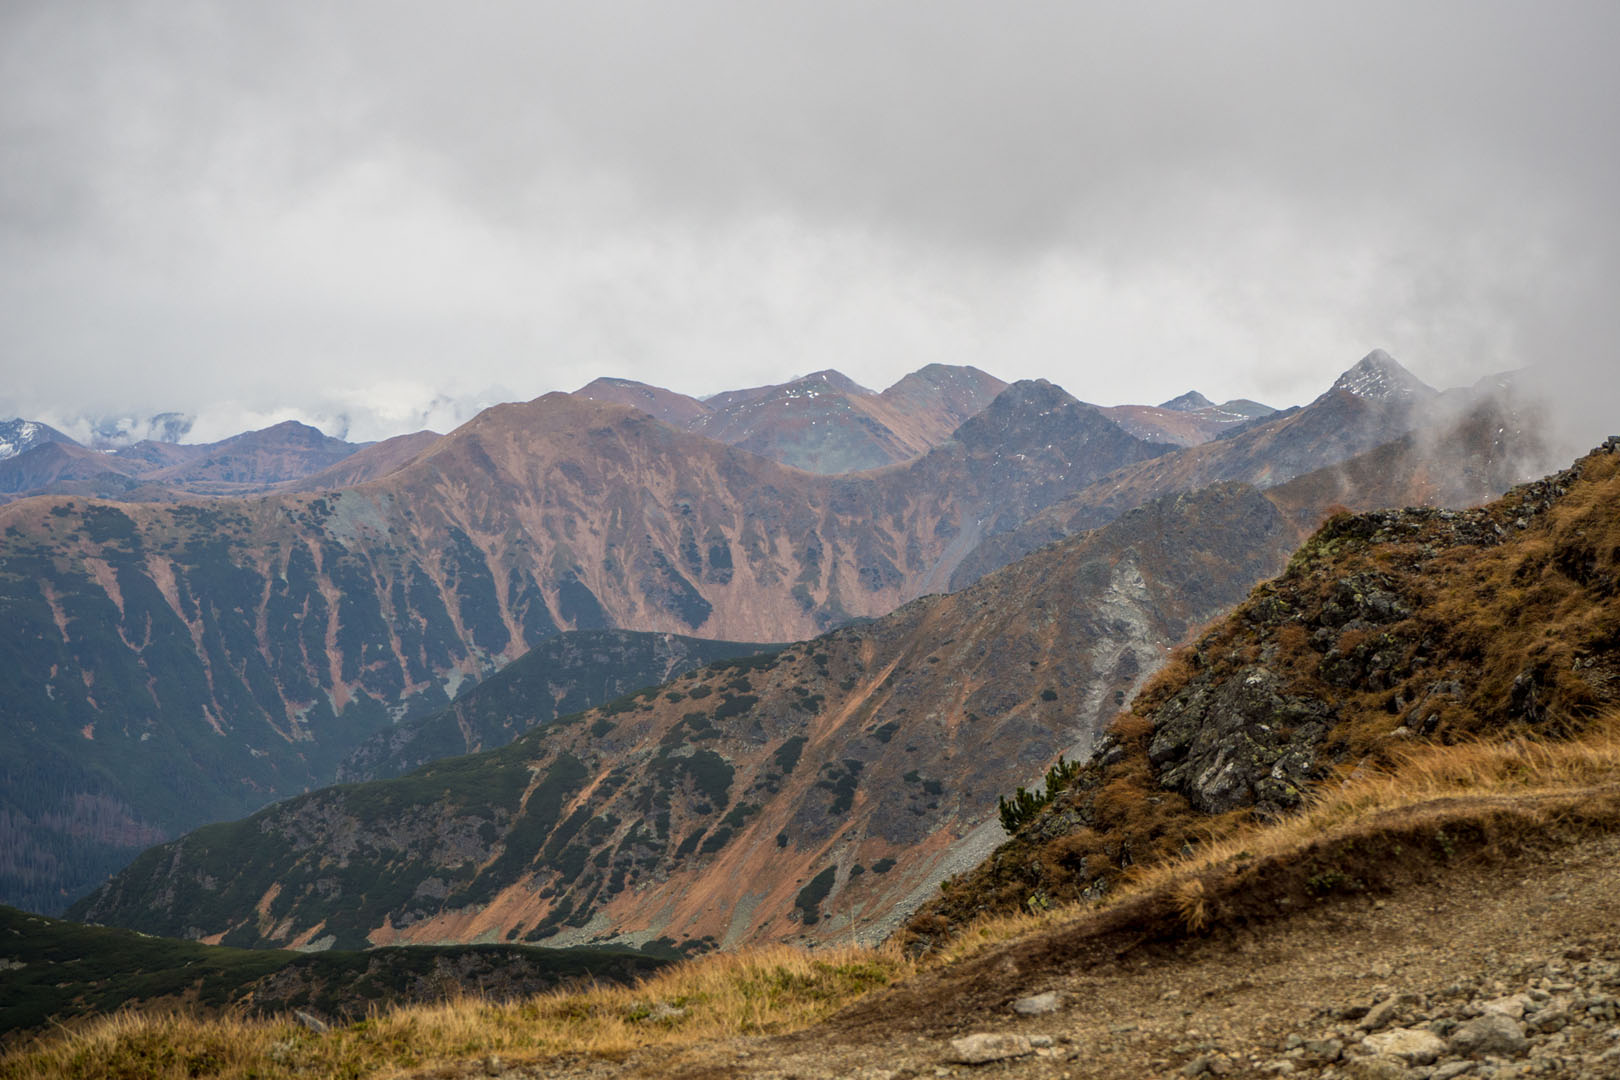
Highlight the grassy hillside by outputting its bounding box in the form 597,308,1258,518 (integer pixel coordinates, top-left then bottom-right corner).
7,711,1617,1075
0,904,666,1039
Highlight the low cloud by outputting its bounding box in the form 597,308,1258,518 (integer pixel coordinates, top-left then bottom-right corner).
2,2,1616,435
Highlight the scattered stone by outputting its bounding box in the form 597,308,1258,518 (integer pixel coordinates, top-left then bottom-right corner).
1340,1055,1413,1080
1479,994,1530,1020
1450,1012,1529,1058
1304,1037,1345,1062
1432,1063,1475,1080
1011,991,1062,1016
945,1033,1034,1064
293,1010,328,1034
1361,993,1420,1032
1361,1026,1446,1065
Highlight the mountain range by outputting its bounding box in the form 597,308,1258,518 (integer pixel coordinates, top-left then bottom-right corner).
0,353,1565,923
0,420,370,503
576,364,1011,474
65,392,1565,953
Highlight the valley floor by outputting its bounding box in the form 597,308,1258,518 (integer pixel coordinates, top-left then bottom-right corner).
441,794,1620,1080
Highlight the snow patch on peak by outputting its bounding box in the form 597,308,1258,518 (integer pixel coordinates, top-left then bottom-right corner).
1331,350,1435,401
0,418,74,462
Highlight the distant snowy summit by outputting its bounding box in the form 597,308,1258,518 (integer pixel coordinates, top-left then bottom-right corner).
1331,349,1436,401
0,418,76,461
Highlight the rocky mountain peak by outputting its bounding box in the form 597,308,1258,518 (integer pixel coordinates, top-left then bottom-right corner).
785,369,873,397
572,377,713,428
0,418,77,461
1331,349,1436,401
1158,390,1215,412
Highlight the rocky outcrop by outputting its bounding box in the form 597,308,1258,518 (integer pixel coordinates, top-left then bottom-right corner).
1145,666,1334,815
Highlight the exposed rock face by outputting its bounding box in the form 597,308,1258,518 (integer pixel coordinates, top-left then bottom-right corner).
1146,666,1333,815
68,482,1304,951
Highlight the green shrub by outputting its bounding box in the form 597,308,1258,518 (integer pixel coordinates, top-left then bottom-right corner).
997,756,1082,833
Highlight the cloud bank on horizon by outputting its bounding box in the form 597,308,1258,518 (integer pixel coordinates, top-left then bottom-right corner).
2,1,1616,444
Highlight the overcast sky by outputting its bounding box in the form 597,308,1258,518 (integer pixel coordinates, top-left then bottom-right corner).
2,1,1616,443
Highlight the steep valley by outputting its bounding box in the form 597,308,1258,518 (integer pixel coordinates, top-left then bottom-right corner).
0,378,1182,911
70,479,1305,951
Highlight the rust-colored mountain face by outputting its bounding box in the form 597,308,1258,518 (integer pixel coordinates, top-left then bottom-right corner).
72,409,1559,952
137,421,361,490
359,381,1174,642
0,381,1172,911
281,431,441,492
573,378,714,429
0,354,1516,916
584,365,1010,474
70,479,1308,951
0,440,161,501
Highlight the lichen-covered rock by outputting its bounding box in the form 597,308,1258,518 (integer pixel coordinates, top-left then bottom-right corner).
1448,1012,1528,1058
1148,667,1332,814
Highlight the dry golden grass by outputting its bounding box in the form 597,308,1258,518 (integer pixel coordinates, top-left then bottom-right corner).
919,708,1620,964
0,943,912,1079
